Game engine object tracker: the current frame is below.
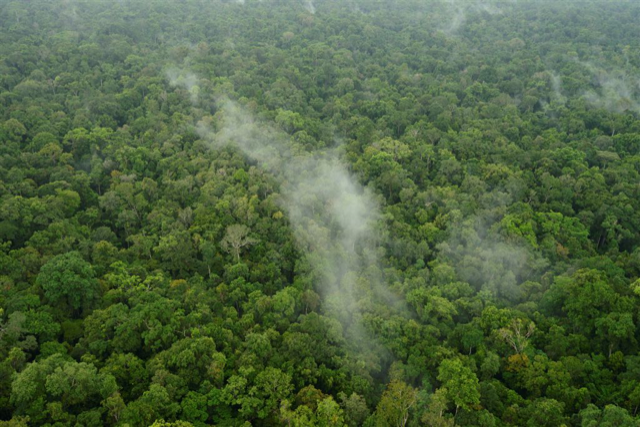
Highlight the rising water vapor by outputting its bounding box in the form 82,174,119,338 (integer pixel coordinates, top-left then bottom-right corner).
438,216,532,302
440,0,503,35
435,187,547,303
548,60,640,115
211,101,386,338
166,68,200,103
582,65,640,114
302,0,316,14
228,0,314,13
550,72,567,104
167,69,400,360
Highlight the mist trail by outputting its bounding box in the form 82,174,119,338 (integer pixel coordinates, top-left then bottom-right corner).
550,72,566,104
581,63,640,114
303,0,316,14
168,69,402,362
548,60,640,115
440,0,504,35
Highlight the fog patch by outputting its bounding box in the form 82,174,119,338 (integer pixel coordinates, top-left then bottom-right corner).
303,0,316,14
436,189,546,302
582,64,640,114
166,68,200,103
440,0,504,35
167,69,404,366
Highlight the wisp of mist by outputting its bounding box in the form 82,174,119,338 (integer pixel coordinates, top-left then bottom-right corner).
167,68,401,362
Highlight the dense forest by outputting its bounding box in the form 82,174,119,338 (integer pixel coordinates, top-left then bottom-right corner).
2,0,640,425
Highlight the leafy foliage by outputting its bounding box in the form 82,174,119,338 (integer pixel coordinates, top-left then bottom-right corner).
1,0,640,425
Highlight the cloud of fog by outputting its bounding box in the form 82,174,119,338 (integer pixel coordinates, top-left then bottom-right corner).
544,61,640,115
435,189,546,303
539,71,567,113
437,219,531,302
167,69,401,363
441,0,503,35
550,72,567,104
582,64,640,114
445,3,466,35
229,0,313,12
303,0,316,14
166,68,200,103
211,100,388,336
61,0,79,23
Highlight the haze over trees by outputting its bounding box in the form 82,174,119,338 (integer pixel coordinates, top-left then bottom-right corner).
1,0,640,425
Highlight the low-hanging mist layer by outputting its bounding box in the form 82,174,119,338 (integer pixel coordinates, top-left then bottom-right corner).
167,69,402,360
548,61,640,114
582,63,640,114
228,0,315,13
437,214,542,303
440,0,504,35
302,0,316,14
